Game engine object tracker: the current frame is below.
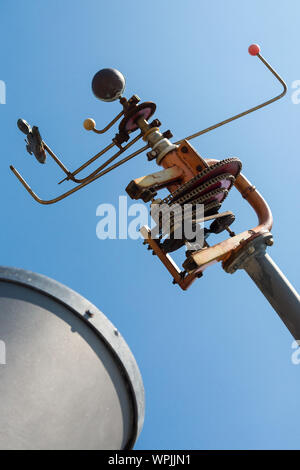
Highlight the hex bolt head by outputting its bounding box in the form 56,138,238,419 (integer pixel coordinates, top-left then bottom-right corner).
85,309,94,318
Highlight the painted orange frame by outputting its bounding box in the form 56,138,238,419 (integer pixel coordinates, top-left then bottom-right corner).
140,157,273,290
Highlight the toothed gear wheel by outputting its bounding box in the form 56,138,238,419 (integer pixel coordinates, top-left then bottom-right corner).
163,157,242,205
150,158,241,254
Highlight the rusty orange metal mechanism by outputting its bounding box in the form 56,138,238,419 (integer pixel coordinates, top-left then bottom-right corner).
138,142,274,290
10,45,287,289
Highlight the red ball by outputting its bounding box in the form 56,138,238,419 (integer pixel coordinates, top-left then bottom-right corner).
248,44,260,56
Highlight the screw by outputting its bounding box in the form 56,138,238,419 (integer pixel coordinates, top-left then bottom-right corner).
163,130,173,139
129,95,140,104
151,119,161,127
225,226,235,237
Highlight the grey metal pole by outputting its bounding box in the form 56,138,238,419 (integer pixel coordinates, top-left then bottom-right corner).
224,234,300,340
243,252,300,339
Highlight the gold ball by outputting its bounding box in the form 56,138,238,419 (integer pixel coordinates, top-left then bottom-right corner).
83,118,96,131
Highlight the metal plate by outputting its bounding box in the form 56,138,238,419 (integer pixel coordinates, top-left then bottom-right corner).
0,266,144,450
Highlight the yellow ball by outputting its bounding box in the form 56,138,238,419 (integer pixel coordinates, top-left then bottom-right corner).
83,118,96,131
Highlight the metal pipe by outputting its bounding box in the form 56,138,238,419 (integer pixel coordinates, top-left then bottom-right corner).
10,143,149,205
174,52,287,145
242,252,300,340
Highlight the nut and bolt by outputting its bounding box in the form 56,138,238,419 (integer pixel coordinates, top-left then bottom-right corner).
163,130,173,139
85,309,94,318
151,119,161,127
147,150,157,161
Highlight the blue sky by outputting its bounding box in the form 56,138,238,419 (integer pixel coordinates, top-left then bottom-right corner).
1,0,300,449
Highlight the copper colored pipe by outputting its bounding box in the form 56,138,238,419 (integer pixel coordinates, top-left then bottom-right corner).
206,158,273,234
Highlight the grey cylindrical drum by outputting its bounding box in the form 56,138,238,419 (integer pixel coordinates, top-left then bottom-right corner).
0,267,144,450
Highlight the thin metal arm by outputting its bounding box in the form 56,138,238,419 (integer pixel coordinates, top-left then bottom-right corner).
10,143,149,205
57,141,116,184
175,53,287,145
62,133,143,184
92,110,124,134
43,143,71,175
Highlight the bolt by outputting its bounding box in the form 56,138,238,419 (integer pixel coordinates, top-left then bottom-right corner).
265,238,274,246
86,309,94,318
225,226,235,237
163,130,173,139
114,329,119,336
147,150,157,161
129,95,140,104
151,119,161,127
181,146,188,153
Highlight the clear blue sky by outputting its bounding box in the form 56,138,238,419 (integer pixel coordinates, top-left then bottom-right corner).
1,0,300,450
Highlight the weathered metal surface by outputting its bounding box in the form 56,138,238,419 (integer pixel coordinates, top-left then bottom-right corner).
224,236,300,339
0,267,144,450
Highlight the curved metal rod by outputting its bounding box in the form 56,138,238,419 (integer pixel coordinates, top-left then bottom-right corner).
64,133,143,184
43,143,71,176
92,110,124,134
10,143,149,205
43,141,116,184
205,159,273,234
57,141,115,184
175,52,287,145
180,158,274,289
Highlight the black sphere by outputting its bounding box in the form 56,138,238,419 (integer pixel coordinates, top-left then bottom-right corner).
92,68,125,102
